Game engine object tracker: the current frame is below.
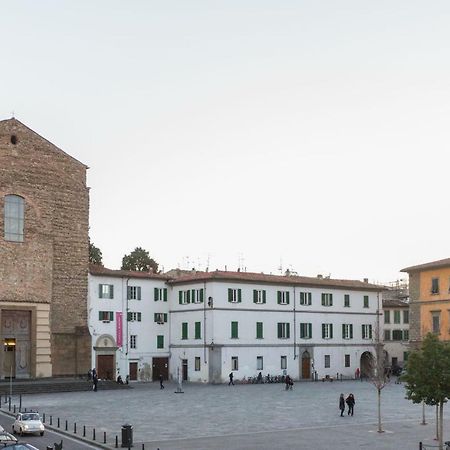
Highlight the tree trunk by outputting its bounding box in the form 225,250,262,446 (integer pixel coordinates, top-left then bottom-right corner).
377,387,383,432
439,401,444,450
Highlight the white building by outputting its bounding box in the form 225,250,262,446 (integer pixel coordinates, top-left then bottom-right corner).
88,265,170,381
168,271,383,383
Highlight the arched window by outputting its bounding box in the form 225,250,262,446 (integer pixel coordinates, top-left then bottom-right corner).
4,195,24,242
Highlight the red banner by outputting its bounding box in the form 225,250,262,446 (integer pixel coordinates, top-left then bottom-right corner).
116,312,123,348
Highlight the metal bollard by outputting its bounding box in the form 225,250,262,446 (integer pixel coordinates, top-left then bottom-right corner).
19,394,22,411
142,444,145,449
83,425,86,437
74,422,77,434
13,405,16,413
50,415,53,425
57,417,60,428
115,435,118,448
8,398,11,411
103,431,106,443
93,428,96,441
43,413,45,423
419,442,422,450
65,420,68,431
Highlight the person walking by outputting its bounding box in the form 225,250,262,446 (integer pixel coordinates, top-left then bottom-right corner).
346,393,355,416
159,374,165,389
339,394,345,416
92,370,98,392
228,372,234,386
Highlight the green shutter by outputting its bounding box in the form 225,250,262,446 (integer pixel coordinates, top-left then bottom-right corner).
369,325,372,339
154,313,158,322
238,289,242,303
199,289,204,303
179,291,182,304
138,312,141,322
287,323,290,339
263,290,266,303
164,313,168,322
300,292,304,305
127,286,131,299
195,322,201,339
342,324,345,338
110,285,114,299
192,289,196,302
330,324,333,339
308,323,312,338
321,293,325,306
256,322,263,339
278,323,282,338
137,287,141,300
322,323,325,338
330,294,333,306
154,287,159,301
163,288,168,302
253,290,258,303
157,335,164,348
300,323,304,338
186,290,191,303
362,325,364,338
110,311,114,321
308,293,312,304
98,311,102,320
182,323,188,339
277,291,281,304
350,324,353,339
286,292,290,304
127,312,131,321
231,321,238,338
98,285,103,298
228,289,233,302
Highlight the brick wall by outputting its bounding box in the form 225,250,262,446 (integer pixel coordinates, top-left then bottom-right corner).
408,272,421,348
0,118,91,376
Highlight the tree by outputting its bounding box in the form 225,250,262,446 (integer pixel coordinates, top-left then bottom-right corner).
89,242,103,266
121,247,159,273
403,333,450,450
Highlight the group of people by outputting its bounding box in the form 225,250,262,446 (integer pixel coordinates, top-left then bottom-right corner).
339,393,355,416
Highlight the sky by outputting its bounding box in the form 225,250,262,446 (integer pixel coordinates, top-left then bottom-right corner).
1,1,449,283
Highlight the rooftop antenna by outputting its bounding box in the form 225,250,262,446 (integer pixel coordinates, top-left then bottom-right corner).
238,253,244,272
278,258,283,275
11,111,15,118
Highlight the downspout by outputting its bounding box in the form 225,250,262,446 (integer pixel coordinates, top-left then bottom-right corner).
293,286,297,360
203,281,207,364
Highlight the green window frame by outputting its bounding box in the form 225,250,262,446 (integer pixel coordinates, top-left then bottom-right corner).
363,295,369,308
99,284,114,299
253,290,267,304
344,294,350,307
98,311,114,321
394,310,401,324
228,288,242,303
195,321,201,339
300,323,312,339
154,313,168,323
299,292,312,306
277,291,290,305
154,287,168,302
321,293,333,306
182,322,188,340
157,335,164,349
231,321,239,339
256,322,263,339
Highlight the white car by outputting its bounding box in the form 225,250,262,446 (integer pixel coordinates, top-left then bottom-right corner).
12,412,44,436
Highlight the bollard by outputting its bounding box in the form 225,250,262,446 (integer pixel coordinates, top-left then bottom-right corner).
74,422,77,434
19,394,22,411
93,428,96,441
142,444,145,450
83,425,86,437
419,442,422,450
43,413,45,423
65,420,68,431
13,405,16,413
115,435,118,448
0,394,2,408
57,417,60,428
103,431,106,443
50,415,53,426
8,398,11,411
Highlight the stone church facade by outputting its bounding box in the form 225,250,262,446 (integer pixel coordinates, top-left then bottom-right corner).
0,118,90,378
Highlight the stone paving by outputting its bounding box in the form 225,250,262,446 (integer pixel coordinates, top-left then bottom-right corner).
11,379,450,449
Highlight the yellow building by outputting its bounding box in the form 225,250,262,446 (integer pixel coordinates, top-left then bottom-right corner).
401,258,450,347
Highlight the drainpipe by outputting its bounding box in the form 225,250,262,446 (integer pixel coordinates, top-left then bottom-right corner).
203,282,207,364
293,286,297,360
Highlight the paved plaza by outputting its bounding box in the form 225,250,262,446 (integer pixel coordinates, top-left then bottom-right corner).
11,379,450,450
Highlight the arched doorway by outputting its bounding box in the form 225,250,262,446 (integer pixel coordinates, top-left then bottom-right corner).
301,350,311,379
360,351,374,378
94,335,117,380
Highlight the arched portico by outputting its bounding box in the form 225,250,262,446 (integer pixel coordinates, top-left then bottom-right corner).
93,334,118,380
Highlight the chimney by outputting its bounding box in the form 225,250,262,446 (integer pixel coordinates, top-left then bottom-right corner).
317,274,323,279
363,278,368,283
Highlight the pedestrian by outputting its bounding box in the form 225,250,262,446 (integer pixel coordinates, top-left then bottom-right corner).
355,367,360,380
159,374,165,389
339,393,345,416
228,372,234,386
346,393,355,416
87,369,92,381
285,375,293,390
93,371,98,392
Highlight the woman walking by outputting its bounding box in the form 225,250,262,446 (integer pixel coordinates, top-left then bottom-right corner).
339,394,345,416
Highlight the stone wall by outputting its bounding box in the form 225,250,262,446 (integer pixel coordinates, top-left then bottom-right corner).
408,272,421,348
0,118,90,376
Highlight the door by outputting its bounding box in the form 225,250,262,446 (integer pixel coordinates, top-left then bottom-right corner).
301,351,311,379
97,355,114,380
3,339,16,379
182,359,188,381
152,357,169,381
129,362,138,381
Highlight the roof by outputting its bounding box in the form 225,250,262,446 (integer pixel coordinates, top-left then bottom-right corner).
382,299,409,308
401,258,450,273
0,118,88,169
167,270,382,291
89,264,170,281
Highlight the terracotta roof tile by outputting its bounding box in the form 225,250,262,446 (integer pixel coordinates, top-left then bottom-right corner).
401,258,450,273
89,264,169,281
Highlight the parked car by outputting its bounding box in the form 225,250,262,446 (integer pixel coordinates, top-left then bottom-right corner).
12,412,44,436
2,444,39,450
0,432,17,446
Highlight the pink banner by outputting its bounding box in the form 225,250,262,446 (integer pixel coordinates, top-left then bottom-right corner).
116,312,123,348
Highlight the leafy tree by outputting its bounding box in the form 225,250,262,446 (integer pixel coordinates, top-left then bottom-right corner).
89,242,103,266
403,333,450,450
121,247,159,273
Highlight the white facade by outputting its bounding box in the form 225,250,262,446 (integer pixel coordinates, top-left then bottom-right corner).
88,267,170,382
169,273,383,383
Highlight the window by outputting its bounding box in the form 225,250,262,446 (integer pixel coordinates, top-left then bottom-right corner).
256,322,264,339
98,311,114,322
384,330,391,341
157,335,164,349
99,284,114,299
322,323,333,339
403,330,409,341
344,294,350,308
277,291,290,305
403,310,409,324
392,330,403,341
154,288,168,302
191,289,205,304
344,354,350,368
300,292,312,306
384,310,390,324
253,290,266,304
363,295,369,308
362,324,373,340
394,310,400,324
392,357,398,366
195,321,201,339
342,324,353,340
277,322,290,339
127,286,141,300
281,356,287,370
321,293,333,307
231,321,239,339
178,289,203,304
127,312,142,322
300,323,312,339
404,351,409,361
154,313,168,324
195,357,201,371
182,322,188,340
228,288,242,303
431,278,440,294
257,356,263,371
432,312,440,334
231,356,238,371
130,335,137,349
4,195,24,242
324,355,330,368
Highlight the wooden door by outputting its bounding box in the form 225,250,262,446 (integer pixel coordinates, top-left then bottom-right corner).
129,362,138,381
152,357,169,381
97,355,114,380
301,355,311,379
182,359,188,381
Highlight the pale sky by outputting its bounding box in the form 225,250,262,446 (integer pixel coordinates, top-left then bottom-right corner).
2,1,449,283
